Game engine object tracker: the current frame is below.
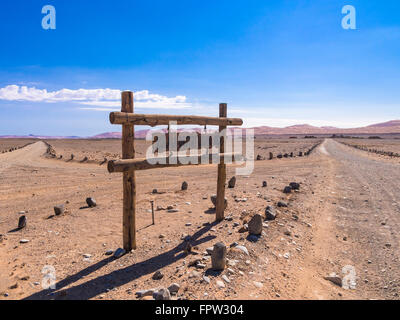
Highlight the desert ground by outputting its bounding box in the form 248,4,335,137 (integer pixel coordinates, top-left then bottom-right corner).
0,137,399,300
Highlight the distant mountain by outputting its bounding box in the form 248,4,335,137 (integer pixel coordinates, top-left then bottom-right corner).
1,120,400,139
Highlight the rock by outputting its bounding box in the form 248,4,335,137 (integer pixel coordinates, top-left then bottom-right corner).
222,275,230,283
283,186,292,194
20,239,29,244
152,271,164,280
235,245,249,255
238,225,248,233
202,275,210,284
83,253,92,259
113,248,126,258
210,195,228,209
262,181,267,188
185,223,192,226
18,216,27,229
324,275,342,287
168,283,180,294
228,176,236,189
152,189,158,194
216,280,225,289
248,214,263,236
284,229,292,236
277,201,288,208
105,250,113,256
86,198,97,208
211,242,227,271
154,288,171,300
265,206,277,221
136,289,155,298
54,205,65,216
189,270,201,278
181,181,188,191
253,281,263,288
18,211,26,215
230,242,239,248
206,247,214,255
289,182,300,190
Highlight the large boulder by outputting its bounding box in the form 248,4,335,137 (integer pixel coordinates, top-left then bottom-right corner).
248,214,263,236
265,206,277,221
228,176,236,189
211,242,227,271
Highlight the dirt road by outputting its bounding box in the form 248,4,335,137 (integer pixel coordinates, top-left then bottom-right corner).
0,139,399,300
313,139,400,299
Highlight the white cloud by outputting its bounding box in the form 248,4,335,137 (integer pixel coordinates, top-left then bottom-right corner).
0,85,192,110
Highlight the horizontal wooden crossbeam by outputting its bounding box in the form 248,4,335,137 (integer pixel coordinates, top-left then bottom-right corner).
109,112,243,127
108,152,244,173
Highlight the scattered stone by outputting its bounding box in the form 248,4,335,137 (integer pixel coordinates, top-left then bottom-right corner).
83,253,92,259
253,281,263,288
283,253,290,259
185,223,192,227
216,280,225,289
86,198,97,208
18,216,27,229
211,242,227,271
136,289,155,298
206,247,214,255
324,274,342,287
284,229,292,236
222,275,230,283
189,270,201,278
262,181,267,188
283,186,292,194
228,176,236,188
202,275,211,284
154,288,171,300
248,214,263,236
230,242,239,248
168,283,180,294
19,239,29,244
211,194,228,209
277,201,288,208
265,206,277,221
289,182,300,190
113,248,126,258
152,271,164,280
54,205,65,216
235,245,249,255
238,225,248,233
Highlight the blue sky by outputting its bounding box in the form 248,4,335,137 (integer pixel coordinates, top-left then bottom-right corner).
0,0,399,136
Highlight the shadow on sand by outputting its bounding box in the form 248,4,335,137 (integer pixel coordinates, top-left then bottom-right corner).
23,221,220,300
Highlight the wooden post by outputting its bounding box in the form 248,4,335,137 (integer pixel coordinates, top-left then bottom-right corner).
151,200,155,225
216,103,227,221
121,91,136,251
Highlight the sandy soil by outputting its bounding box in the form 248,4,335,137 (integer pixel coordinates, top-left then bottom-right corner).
0,138,399,300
